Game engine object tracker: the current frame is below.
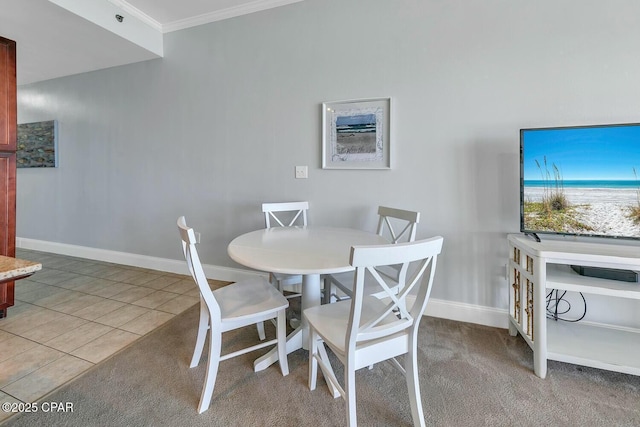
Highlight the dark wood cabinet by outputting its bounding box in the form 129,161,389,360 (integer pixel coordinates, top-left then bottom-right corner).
0,36,17,317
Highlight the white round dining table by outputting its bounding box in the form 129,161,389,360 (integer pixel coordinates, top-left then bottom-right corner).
227,226,388,372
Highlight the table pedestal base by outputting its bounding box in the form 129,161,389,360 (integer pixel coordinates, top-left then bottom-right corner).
253,273,339,398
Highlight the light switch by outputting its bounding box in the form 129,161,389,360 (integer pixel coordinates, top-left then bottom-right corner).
295,166,308,179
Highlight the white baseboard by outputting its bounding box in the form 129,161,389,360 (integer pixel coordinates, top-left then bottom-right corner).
425,298,509,329
16,237,267,283
16,237,508,329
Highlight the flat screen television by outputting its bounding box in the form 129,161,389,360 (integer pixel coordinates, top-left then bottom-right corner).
520,123,640,240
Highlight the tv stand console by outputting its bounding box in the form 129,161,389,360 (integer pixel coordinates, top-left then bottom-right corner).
507,234,640,378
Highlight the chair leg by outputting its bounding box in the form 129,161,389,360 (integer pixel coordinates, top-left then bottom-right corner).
323,276,333,304
406,335,426,427
197,328,222,414
269,273,280,290
308,328,318,391
345,361,357,427
256,321,266,341
276,309,289,376
190,299,209,368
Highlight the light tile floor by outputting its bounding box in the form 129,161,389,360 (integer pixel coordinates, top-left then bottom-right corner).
0,248,222,424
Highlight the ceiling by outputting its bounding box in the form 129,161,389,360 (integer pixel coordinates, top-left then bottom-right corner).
1,0,303,86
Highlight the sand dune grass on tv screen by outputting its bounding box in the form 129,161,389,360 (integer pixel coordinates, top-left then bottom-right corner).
524,163,640,236
524,195,640,236
523,200,593,234
631,168,640,224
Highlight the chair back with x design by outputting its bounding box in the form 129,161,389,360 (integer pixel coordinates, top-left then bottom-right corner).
262,201,309,228
306,236,444,427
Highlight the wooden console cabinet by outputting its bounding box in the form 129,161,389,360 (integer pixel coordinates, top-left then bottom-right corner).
0,36,17,317
507,234,640,378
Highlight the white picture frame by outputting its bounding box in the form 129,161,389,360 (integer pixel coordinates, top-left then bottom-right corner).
322,97,391,169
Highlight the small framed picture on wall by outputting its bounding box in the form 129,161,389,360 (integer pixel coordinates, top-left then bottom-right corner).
322,97,391,169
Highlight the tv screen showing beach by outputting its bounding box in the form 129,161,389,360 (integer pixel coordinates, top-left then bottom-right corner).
521,124,640,239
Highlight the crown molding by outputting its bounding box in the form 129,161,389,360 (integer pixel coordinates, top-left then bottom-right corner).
161,0,304,33
59,0,304,37
49,0,163,56
107,0,162,32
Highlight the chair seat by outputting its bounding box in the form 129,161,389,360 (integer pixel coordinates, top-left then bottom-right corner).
304,296,405,357
271,272,303,286
215,277,289,324
271,272,302,297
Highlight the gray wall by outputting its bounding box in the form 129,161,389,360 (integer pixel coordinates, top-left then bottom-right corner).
16,0,640,312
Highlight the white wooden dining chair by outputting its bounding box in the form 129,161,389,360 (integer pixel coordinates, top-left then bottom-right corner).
262,201,309,297
177,216,289,414
323,206,420,303
256,201,309,339
305,236,443,427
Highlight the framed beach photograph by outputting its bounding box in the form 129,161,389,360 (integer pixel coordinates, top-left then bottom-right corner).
322,97,391,169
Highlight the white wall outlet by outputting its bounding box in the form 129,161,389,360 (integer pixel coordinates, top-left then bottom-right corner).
195,231,201,244
295,165,308,179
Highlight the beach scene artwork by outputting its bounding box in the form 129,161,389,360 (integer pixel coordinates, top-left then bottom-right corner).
330,108,383,163
323,98,390,169
336,113,377,156
522,125,640,239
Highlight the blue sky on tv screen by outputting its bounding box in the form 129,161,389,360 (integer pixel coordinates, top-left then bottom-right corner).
522,125,640,180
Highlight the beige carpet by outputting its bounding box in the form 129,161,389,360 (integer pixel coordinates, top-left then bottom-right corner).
4,303,640,426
